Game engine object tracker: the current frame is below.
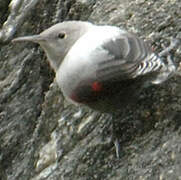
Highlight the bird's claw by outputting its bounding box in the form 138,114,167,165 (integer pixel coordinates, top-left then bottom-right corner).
113,138,121,158
159,38,181,57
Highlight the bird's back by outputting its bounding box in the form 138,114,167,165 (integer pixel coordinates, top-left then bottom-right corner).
56,25,164,112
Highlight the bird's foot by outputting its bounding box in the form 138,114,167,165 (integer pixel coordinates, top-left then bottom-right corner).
113,137,121,158
152,38,181,84
158,38,181,57
110,116,123,159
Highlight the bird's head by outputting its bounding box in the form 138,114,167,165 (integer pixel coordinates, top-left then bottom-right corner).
12,21,93,71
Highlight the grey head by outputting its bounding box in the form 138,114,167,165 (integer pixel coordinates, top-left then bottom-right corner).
12,21,94,71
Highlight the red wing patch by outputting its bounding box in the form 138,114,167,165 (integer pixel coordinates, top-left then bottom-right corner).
69,81,103,104
91,81,102,92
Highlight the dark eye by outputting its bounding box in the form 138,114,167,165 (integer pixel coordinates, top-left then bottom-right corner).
58,32,66,39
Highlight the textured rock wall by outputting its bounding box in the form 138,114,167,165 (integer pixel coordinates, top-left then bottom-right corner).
1,0,181,180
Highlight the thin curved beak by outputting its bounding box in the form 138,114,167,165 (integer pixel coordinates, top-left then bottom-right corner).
12,35,46,43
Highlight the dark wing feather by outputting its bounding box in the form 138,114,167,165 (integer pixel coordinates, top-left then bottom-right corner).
96,32,152,82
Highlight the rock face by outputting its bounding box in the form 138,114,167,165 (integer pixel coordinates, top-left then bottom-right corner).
1,0,181,180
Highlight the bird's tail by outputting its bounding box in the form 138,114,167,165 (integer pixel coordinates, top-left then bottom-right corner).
151,53,176,84
137,38,181,85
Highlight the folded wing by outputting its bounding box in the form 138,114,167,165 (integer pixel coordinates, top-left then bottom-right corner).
96,32,153,82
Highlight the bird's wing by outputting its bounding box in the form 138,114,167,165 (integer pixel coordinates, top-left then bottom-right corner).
96,32,153,82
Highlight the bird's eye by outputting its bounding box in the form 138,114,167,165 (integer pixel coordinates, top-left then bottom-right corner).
58,32,66,39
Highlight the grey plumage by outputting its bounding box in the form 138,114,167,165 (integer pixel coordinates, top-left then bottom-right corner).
12,21,178,112
12,21,180,158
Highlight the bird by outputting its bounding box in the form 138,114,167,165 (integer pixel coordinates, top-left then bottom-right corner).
12,21,180,157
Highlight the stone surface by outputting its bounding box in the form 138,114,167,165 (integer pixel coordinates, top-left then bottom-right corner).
1,0,181,180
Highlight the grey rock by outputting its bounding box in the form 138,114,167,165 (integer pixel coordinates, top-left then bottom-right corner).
1,0,181,180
